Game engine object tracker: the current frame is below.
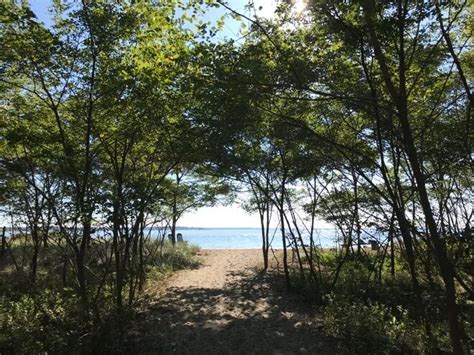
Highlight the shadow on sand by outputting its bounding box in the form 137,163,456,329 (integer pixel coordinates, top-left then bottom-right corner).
125,265,335,354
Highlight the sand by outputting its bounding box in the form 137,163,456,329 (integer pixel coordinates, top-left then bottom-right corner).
127,249,328,354
168,249,264,289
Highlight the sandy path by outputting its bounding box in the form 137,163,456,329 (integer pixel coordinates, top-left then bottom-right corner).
170,249,262,289
127,250,327,354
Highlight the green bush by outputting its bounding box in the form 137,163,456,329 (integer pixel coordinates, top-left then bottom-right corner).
0,240,201,353
151,241,200,271
321,295,426,354
0,288,84,354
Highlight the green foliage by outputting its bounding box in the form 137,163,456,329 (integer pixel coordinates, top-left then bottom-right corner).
322,295,426,354
288,249,458,353
151,240,201,272
0,288,84,353
0,240,200,354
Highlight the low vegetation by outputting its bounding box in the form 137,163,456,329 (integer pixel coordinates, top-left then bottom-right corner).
0,238,199,354
284,249,472,353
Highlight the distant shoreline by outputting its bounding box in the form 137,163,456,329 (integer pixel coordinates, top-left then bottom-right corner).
3,226,337,231
175,226,336,230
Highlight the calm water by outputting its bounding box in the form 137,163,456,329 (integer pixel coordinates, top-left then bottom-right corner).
6,226,380,249
172,228,339,249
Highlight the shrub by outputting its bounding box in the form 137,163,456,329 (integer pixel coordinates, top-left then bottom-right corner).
0,288,84,354
0,240,201,353
321,295,427,354
151,241,200,271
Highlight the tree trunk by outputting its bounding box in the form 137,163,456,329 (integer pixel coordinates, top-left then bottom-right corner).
279,183,291,289
389,213,395,277
30,227,39,284
171,212,177,245
259,209,268,270
352,168,362,255
1,226,6,255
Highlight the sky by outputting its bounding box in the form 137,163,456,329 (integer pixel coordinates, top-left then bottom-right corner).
25,0,317,229
29,0,278,31
179,205,261,228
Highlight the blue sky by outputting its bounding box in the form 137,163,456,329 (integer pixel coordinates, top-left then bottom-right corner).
29,0,278,39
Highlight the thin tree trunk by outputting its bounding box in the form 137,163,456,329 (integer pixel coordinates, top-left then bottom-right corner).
279,179,290,289
30,226,39,284
389,213,395,277
1,226,6,255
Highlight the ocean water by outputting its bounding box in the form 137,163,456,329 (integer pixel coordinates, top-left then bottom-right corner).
171,228,339,249
5,226,381,249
